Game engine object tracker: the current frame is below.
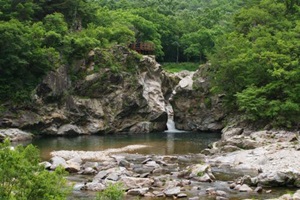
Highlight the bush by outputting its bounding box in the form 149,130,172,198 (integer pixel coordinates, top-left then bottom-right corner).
162,62,200,72
0,139,70,200
96,182,125,200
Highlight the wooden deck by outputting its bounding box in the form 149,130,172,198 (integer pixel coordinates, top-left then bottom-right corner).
129,42,154,55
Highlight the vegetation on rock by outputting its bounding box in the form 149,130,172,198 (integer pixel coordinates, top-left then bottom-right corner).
0,0,299,128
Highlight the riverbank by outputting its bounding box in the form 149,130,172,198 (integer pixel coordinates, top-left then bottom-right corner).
42,128,300,200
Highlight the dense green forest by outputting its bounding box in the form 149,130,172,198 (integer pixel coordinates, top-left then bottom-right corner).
0,0,299,127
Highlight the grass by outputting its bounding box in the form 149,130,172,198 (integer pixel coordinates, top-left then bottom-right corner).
161,62,200,73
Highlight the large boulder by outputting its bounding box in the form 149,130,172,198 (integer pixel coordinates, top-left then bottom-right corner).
0,128,32,142
57,124,85,135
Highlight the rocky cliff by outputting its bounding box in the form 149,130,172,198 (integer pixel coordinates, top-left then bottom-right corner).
0,47,225,135
170,63,225,132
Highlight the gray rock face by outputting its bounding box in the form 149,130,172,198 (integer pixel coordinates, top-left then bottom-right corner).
57,124,84,135
171,63,225,131
36,65,70,102
0,47,226,134
0,49,173,134
0,128,32,142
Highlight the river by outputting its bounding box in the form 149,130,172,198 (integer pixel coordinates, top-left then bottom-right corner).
31,131,221,160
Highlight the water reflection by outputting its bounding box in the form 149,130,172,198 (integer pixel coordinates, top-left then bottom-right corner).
31,132,221,160
166,132,174,154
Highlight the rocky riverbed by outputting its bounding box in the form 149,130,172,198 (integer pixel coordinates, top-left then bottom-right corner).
43,128,300,200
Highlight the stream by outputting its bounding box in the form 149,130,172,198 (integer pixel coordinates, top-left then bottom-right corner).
26,132,297,199
31,131,221,161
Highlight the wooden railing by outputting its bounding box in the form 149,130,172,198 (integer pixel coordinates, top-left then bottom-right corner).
129,42,155,54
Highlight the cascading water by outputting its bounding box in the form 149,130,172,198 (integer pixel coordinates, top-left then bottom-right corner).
165,102,180,132
165,89,183,132
165,71,195,132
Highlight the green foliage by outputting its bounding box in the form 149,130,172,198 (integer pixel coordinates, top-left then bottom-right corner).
96,182,125,200
210,0,300,127
162,62,199,73
0,139,70,199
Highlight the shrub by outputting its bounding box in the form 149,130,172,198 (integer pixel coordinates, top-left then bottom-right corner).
0,139,70,200
96,182,125,200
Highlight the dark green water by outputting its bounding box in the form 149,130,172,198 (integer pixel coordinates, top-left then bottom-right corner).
31,131,221,160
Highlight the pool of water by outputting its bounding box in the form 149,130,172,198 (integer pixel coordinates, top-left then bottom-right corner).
31,131,221,160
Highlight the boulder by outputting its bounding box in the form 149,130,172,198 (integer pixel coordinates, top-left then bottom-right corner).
164,187,181,197
293,190,300,200
221,128,243,140
39,161,52,169
0,128,32,142
57,124,84,135
239,184,253,192
50,156,67,170
120,177,154,189
84,182,105,191
127,188,149,196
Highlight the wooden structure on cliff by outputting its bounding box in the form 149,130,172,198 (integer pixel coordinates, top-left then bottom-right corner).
129,42,155,55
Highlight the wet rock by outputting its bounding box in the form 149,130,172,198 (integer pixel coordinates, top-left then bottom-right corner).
206,187,216,195
133,166,154,174
106,173,119,181
40,161,52,169
0,128,32,142
254,186,263,193
229,182,236,189
57,124,84,135
152,178,164,187
256,171,296,187
195,173,214,182
188,197,199,200
164,186,181,197
84,182,105,191
233,184,242,190
142,158,152,164
221,145,241,153
50,156,67,170
239,184,253,192
216,190,228,197
65,161,81,173
188,164,212,177
144,192,155,197
144,160,160,168
127,188,149,196
94,171,108,181
81,167,97,175
153,191,165,197
201,148,213,155
221,127,243,140
293,190,300,200
278,194,293,200
120,177,154,189
216,197,229,200
118,159,131,168
177,193,188,198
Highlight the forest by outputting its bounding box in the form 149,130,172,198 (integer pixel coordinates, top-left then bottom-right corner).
0,0,299,127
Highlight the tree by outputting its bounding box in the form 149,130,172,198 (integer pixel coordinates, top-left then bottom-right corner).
210,0,300,127
0,139,70,199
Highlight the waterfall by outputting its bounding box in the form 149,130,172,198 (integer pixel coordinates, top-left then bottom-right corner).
165,101,182,132
165,71,195,132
